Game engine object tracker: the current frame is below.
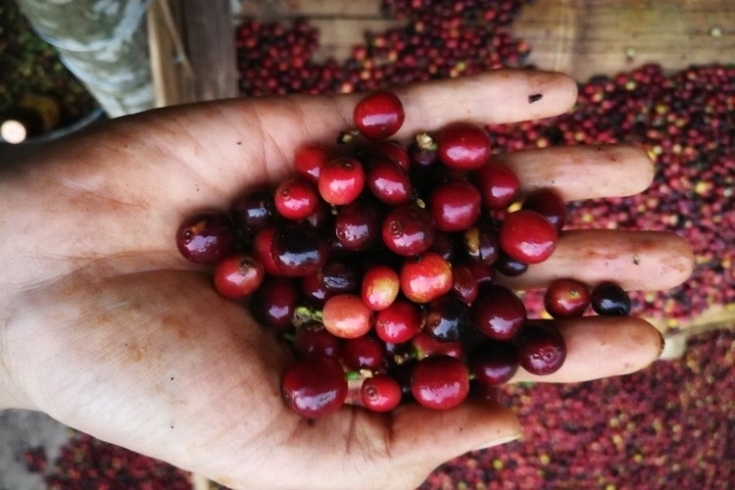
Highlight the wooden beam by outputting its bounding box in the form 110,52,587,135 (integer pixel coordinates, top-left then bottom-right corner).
148,0,238,106
513,1,735,81
237,0,385,19
148,0,192,107
179,0,239,101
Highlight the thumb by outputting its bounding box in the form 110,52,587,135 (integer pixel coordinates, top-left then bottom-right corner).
389,399,522,477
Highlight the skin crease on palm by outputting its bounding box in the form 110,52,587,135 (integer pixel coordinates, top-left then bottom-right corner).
0,70,694,490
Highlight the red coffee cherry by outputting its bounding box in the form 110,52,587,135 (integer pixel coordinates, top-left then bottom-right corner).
499,209,558,264
436,121,492,170
353,90,405,140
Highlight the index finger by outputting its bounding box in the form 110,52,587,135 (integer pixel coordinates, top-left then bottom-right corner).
99,69,577,205
253,69,577,145
86,69,577,191
198,69,578,168
374,69,579,134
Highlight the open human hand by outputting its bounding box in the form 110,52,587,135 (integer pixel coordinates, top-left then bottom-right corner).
0,69,693,489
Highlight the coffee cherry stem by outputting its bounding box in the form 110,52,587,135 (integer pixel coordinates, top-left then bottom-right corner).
392,351,413,366
415,132,437,151
345,369,380,407
345,369,372,382
338,129,360,144
291,305,324,327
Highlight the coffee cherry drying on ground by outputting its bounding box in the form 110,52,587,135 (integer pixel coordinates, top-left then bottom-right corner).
174,89,633,418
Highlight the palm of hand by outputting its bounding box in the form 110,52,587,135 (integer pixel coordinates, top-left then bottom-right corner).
0,71,693,490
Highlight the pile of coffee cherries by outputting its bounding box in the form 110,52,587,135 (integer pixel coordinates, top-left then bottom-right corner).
175,91,631,418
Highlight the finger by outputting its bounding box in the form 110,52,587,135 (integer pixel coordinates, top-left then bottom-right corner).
493,144,655,201
390,399,521,476
387,69,578,133
510,316,664,383
246,69,577,145
129,69,577,188
497,230,694,291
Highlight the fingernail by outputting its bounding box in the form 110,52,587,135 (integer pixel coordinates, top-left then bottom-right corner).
473,432,522,451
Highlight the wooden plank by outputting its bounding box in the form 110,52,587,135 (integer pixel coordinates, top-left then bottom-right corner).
147,0,192,107
513,1,735,81
148,0,237,105
179,0,239,101
236,0,384,19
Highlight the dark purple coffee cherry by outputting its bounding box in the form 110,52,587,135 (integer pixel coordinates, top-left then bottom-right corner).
176,213,234,264
591,281,631,316
516,323,566,375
